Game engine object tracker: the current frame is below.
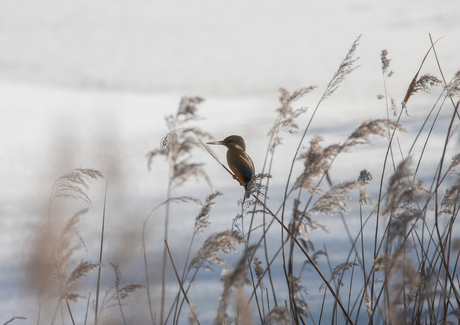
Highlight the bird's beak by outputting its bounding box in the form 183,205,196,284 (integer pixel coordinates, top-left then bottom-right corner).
206,140,224,146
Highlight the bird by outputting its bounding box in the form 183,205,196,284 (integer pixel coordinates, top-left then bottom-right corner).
207,135,255,196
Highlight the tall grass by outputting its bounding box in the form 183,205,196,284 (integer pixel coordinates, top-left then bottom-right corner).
19,36,460,325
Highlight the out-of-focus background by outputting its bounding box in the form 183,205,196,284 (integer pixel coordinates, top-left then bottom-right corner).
1,0,459,323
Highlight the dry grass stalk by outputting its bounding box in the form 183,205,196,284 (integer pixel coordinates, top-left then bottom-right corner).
264,307,290,325
194,191,222,235
358,169,373,205
347,119,403,146
380,49,394,78
310,181,359,215
269,87,314,138
445,71,460,97
323,35,361,100
403,71,441,117
150,126,214,188
402,39,441,106
319,262,359,293
448,153,460,172
253,257,265,290
64,261,99,301
372,255,391,273
189,230,245,272
51,168,104,205
384,157,413,214
365,292,373,318
54,210,90,295
164,240,200,325
294,119,401,196
288,276,309,319
188,304,199,325
32,208,96,324
442,179,460,214
388,209,424,241
145,96,213,325
31,168,104,324
235,287,253,325
290,199,328,241
215,246,255,325
384,253,422,324
294,134,340,193
109,262,145,324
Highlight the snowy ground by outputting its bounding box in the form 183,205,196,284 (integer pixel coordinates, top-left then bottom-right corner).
1,0,459,324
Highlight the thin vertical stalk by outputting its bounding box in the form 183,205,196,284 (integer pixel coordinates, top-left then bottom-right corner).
84,292,91,325
143,220,156,325
160,156,174,325
94,181,108,325
65,300,75,325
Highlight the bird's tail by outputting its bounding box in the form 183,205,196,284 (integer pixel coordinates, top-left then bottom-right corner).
244,180,252,198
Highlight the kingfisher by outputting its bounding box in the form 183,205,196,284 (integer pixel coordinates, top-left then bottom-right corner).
207,135,255,195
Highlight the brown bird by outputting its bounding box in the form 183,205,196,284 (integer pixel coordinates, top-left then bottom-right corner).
207,135,255,194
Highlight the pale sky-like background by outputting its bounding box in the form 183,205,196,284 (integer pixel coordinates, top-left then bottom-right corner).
1,0,459,323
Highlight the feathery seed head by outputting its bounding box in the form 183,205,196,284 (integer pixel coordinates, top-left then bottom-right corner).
189,230,245,272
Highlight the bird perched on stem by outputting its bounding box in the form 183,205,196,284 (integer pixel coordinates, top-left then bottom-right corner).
207,135,255,196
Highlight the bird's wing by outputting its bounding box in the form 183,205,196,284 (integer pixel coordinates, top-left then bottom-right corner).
246,152,255,177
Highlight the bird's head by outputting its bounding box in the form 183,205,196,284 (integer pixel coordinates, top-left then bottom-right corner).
207,135,246,151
